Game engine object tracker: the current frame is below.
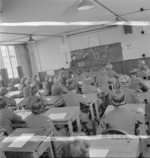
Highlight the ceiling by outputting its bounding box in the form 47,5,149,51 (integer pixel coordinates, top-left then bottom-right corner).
0,0,150,44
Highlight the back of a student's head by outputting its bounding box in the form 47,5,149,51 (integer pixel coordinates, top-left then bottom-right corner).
0,87,8,97
31,96,44,114
0,97,7,109
60,140,89,158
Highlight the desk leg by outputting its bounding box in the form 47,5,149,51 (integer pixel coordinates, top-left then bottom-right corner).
89,103,94,122
94,101,99,120
76,117,81,133
68,121,73,136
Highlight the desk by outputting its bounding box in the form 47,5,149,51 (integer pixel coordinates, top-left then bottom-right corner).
137,92,150,103
12,110,32,128
6,90,22,98
89,136,140,157
15,110,32,121
15,98,27,109
0,128,54,158
45,95,63,107
82,93,101,121
44,107,81,135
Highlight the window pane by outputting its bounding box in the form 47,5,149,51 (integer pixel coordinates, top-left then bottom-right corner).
8,46,15,56
0,46,8,57
10,57,18,67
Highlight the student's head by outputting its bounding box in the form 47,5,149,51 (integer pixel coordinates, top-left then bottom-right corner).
83,76,92,86
32,75,37,80
25,78,32,86
72,55,76,61
119,75,131,87
54,75,62,84
0,97,7,109
31,85,39,96
129,68,138,77
45,75,50,82
31,96,44,114
76,69,82,76
60,139,89,158
20,77,27,84
99,68,107,76
106,63,113,70
110,89,126,107
0,87,8,96
67,79,77,91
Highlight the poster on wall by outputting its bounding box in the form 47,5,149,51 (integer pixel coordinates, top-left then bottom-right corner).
47,70,54,76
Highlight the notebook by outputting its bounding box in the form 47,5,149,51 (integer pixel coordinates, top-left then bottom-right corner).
8,133,34,148
89,148,109,158
49,113,67,120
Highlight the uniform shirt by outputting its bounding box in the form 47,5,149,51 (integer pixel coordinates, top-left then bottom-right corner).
0,108,23,134
26,114,55,132
52,83,68,96
106,69,118,78
97,107,144,135
128,77,142,90
121,87,142,104
96,75,109,87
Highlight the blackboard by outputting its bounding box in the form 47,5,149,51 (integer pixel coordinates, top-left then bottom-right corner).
71,42,123,68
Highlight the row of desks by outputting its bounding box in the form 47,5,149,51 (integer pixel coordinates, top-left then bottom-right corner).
0,129,140,158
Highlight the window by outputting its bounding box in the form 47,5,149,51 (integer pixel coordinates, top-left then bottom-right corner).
0,46,18,78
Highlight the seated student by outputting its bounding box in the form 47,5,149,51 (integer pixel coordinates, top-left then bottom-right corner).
52,75,68,96
43,75,53,96
18,77,27,91
137,60,150,79
0,97,24,134
60,135,90,158
66,78,78,92
106,63,119,79
129,68,148,92
74,69,84,84
118,75,142,104
97,89,144,135
26,96,67,156
59,68,67,86
31,74,42,88
82,76,100,94
23,78,32,98
26,85,49,109
0,87,16,107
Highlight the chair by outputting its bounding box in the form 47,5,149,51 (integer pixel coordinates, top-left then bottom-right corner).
102,128,128,135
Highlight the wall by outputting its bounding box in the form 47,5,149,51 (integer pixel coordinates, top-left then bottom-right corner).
32,25,150,73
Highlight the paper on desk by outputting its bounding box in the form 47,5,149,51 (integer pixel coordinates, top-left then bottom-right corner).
16,111,32,120
49,113,67,120
8,133,34,148
89,148,109,158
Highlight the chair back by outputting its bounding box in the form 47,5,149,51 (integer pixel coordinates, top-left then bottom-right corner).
23,86,31,98
62,92,80,107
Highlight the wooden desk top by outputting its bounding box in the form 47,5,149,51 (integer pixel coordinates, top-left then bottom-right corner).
15,98,26,105
44,95,62,105
89,137,139,157
105,103,145,116
44,106,79,121
0,128,52,153
6,91,22,98
15,110,32,121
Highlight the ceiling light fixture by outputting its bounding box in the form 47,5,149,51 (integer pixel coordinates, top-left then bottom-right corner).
77,0,94,11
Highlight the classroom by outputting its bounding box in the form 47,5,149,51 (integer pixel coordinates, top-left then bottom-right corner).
0,0,150,157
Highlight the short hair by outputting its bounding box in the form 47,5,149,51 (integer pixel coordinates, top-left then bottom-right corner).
0,97,7,109
60,139,89,158
31,96,44,114
0,87,8,96
54,75,62,83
